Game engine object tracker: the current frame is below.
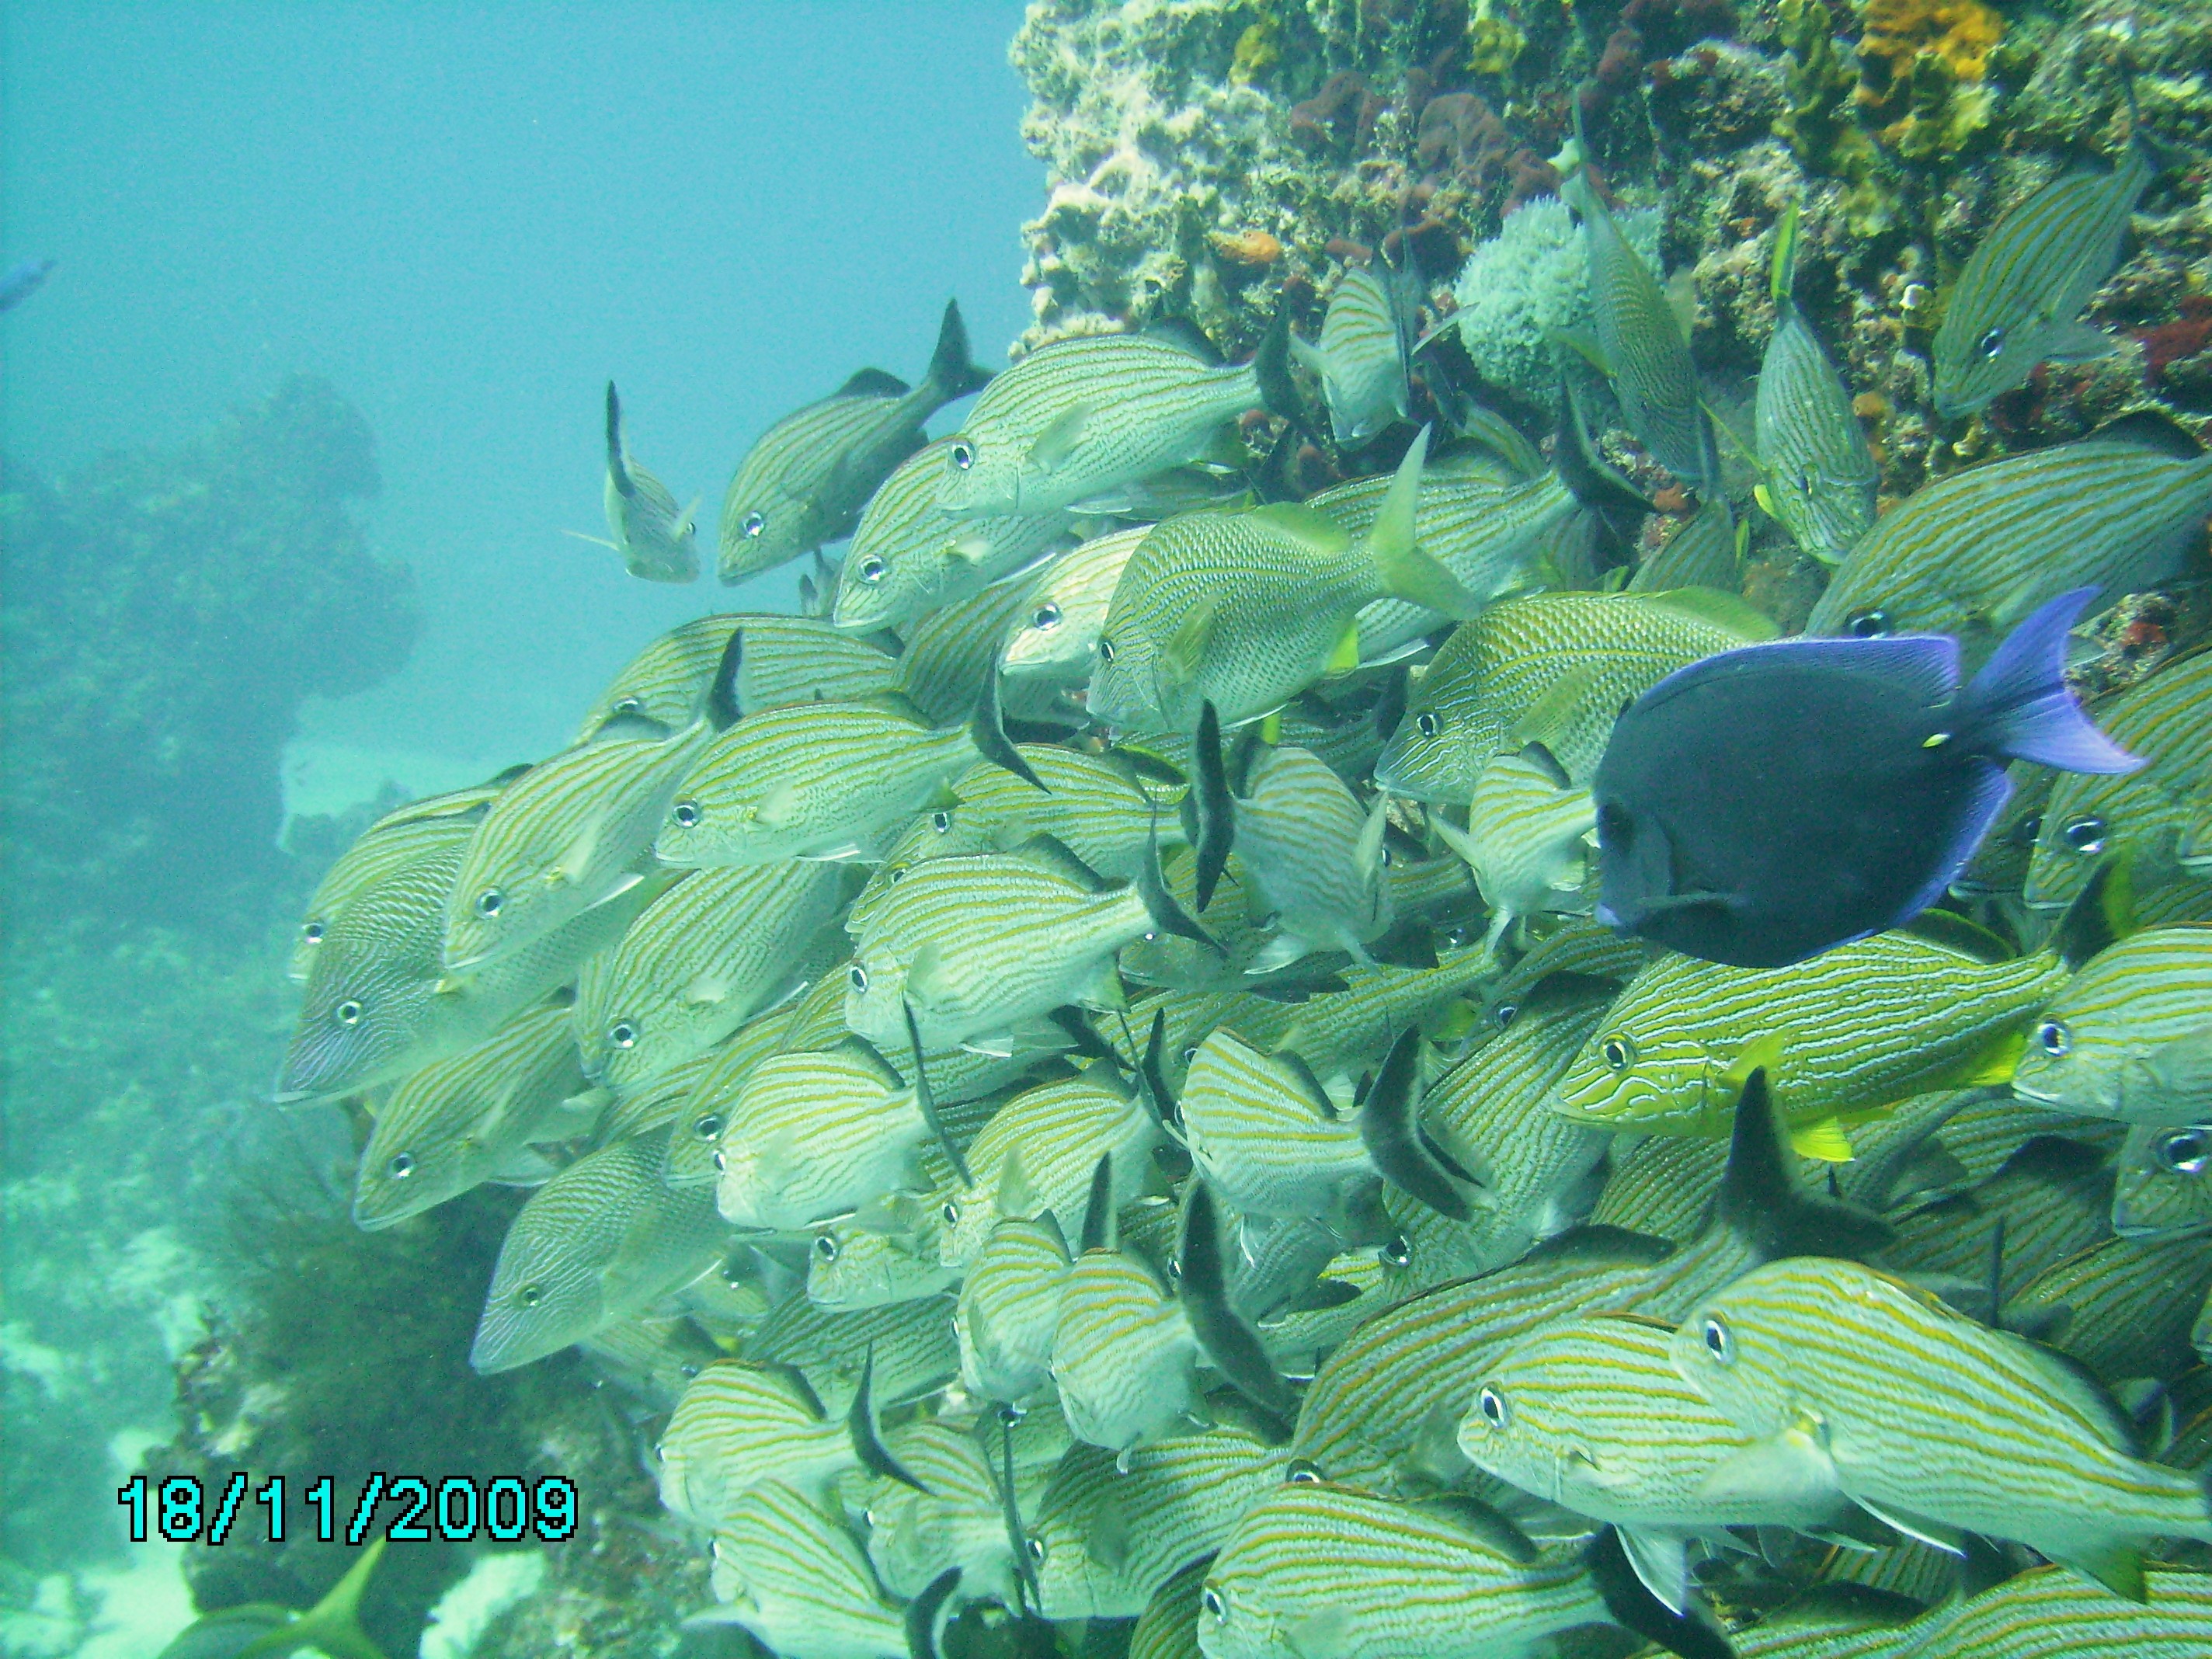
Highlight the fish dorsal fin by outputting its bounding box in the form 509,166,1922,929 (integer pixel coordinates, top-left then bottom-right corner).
1717,1059,1892,1261
838,367,910,399
1014,833,1116,893
1637,586,1782,642
1897,907,2018,964
1143,316,1224,363
1247,500,1357,555
1028,402,1093,471
835,1033,907,1090
2084,408,2203,459
996,1144,1040,1219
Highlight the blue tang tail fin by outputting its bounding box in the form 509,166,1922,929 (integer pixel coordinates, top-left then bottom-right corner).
1963,588,2143,775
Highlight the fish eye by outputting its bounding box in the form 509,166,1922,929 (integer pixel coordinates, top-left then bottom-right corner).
1846,610,1890,639
1494,1002,1518,1030
335,1000,363,1027
609,1020,638,1050
1600,1035,1635,1071
474,889,504,917
950,441,976,471
856,554,888,585
2061,816,2106,855
1097,637,1116,665
814,1234,840,1261
2009,812,2043,847
1414,711,1440,738
1477,1386,1508,1428
387,1153,415,1179
518,1284,545,1309
1380,1233,1412,1268
942,1201,960,1227
1032,601,1062,631
1702,1316,1731,1362
1975,325,2005,361
2157,1128,2210,1176
1285,1458,1322,1483
1201,1587,1226,1622
741,511,767,538
930,810,953,833
1026,1535,1045,1565
2034,1018,2071,1058
692,1112,723,1141
301,921,325,945
670,800,701,830
1181,1045,1199,1065
849,964,869,993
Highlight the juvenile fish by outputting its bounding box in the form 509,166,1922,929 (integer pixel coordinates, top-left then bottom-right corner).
353,1004,590,1229
2012,926,2212,1121
1804,419,2212,657
832,436,1064,633
936,326,1282,520
719,298,991,584
1290,259,1413,446
581,381,698,583
1088,430,1485,732
471,1134,728,1373
1755,206,1877,562
573,861,848,1089
1672,1255,2212,1598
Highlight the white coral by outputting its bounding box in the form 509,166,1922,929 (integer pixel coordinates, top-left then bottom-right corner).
1451,195,1661,402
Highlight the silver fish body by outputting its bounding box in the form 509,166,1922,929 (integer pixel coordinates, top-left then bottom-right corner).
1232,746,1393,970
997,524,1150,718
2012,926,2212,1122
715,1041,929,1230
1755,304,1878,564
703,1480,906,1659
1290,262,1411,446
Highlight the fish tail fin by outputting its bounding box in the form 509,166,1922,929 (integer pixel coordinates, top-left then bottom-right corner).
604,381,635,498
1587,1528,1733,1659
1365,426,1484,621
705,621,746,730
848,1345,931,1493
1191,700,1236,909
238,1537,391,1659
1961,587,2143,774
927,297,993,403
1718,1057,1892,1263
1137,816,1222,954
1769,202,1800,308
1356,1027,1476,1220
906,1567,962,1659
1177,1178,1299,1429
970,664,1050,793
1254,301,1325,448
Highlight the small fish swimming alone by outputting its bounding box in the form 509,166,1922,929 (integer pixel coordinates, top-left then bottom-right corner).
1754,204,1878,564
1289,258,1413,447
718,298,993,584
1593,588,2141,969
575,381,700,583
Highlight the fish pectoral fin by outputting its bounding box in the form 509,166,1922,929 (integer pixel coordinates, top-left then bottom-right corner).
1086,1503,1130,1571
1256,708,1282,745
1786,1116,1855,1164
681,973,732,1007
488,1146,559,1184
1079,959,1129,1011
752,781,798,830
2054,1538,2150,1603
2042,318,2118,363
960,1033,1018,1059
1947,1027,2026,1090
946,531,995,565
1324,616,1363,675
1282,1607,1349,1659
1546,324,1612,377
904,942,945,1005
1160,595,1220,687
1849,1496,1966,1558
1617,1526,1693,1617
555,806,612,884
1505,663,1602,753
1028,402,1094,471
1695,1426,1838,1511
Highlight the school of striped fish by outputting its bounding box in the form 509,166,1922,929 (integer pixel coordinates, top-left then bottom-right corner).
276,131,2212,1659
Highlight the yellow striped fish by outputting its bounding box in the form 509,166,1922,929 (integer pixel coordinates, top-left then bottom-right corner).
1550,924,2075,1157
583,382,697,583
1130,1555,1209,1659
659,1003,805,1188
1375,589,1775,803
939,1069,1163,1268
1630,494,1742,593
1231,743,1393,970
701,1480,906,1658
2012,926,2212,1121
1178,1029,1375,1223
2024,652,2212,923
577,1313,721,1414
1435,746,1596,950
574,613,896,743
658,680,1041,869
443,717,721,972
1910,1564,2212,1659
1198,1481,1620,1659
1755,206,1878,564
1671,1255,2212,1599
846,843,1209,1057
715,1041,930,1230
1289,259,1412,446
1050,1238,1202,1455
656,1359,858,1525
1803,424,2212,655
861,1420,1020,1605
719,298,990,584
590,1042,723,1146
2001,1232,2212,1384
2112,1120,2212,1240
1029,1422,1287,1620
807,1195,959,1310
572,861,848,1089
997,524,1149,719
1727,1588,1923,1659
956,1210,1072,1403
352,1004,590,1229
1932,124,2165,419
1089,430,1485,732
1289,1229,1675,1494
936,326,1279,520
470,1133,728,1374
889,569,1042,726
1882,1134,2115,1320
741,1290,961,1414
832,436,1064,633
290,784,499,982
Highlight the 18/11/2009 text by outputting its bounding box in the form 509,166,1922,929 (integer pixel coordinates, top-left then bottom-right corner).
119,1473,578,1545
